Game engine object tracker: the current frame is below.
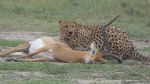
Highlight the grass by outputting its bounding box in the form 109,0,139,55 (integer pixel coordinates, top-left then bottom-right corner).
0,0,150,84
0,39,27,47
0,62,149,83
0,70,76,84
0,0,150,40
137,47,150,52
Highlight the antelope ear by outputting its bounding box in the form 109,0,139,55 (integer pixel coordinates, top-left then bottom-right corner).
58,20,62,24
90,42,95,51
90,42,97,51
90,42,96,55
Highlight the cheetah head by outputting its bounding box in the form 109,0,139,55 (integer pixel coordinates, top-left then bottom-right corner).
58,20,77,39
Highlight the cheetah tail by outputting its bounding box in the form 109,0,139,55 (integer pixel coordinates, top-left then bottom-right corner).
133,48,150,62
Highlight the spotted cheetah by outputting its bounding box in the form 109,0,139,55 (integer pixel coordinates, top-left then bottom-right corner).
58,16,150,62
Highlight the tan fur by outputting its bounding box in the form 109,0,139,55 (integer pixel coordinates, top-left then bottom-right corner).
16,41,107,63
0,37,109,64
0,42,30,57
42,37,59,45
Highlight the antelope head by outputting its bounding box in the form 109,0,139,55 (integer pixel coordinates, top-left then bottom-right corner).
84,42,107,64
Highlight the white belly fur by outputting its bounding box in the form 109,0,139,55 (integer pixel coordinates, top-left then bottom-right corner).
29,38,44,58
29,38,54,59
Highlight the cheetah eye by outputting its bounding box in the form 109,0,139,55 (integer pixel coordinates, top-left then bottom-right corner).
64,26,68,28
72,26,75,28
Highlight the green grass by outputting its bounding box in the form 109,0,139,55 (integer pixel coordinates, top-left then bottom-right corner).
0,39,27,47
0,70,76,84
137,47,150,52
0,62,149,83
0,0,150,40
0,0,150,84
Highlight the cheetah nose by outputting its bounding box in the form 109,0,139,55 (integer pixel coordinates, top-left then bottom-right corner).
69,32,73,35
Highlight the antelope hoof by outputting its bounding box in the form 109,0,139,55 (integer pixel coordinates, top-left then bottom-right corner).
5,58,14,62
13,58,20,62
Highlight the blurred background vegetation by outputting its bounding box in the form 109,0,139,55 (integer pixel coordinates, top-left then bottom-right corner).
0,0,150,40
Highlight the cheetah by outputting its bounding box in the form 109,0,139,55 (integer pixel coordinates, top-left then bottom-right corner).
58,16,150,62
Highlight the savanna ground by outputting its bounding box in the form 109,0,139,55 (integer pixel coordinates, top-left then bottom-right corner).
0,0,150,84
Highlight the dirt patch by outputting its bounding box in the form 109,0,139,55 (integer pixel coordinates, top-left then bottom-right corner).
76,78,140,84
0,31,59,41
0,70,54,83
0,70,143,84
132,40,150,49
123,60,150,67
14,71,54,77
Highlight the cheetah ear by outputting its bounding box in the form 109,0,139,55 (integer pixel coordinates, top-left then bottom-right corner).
58,20,62,24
